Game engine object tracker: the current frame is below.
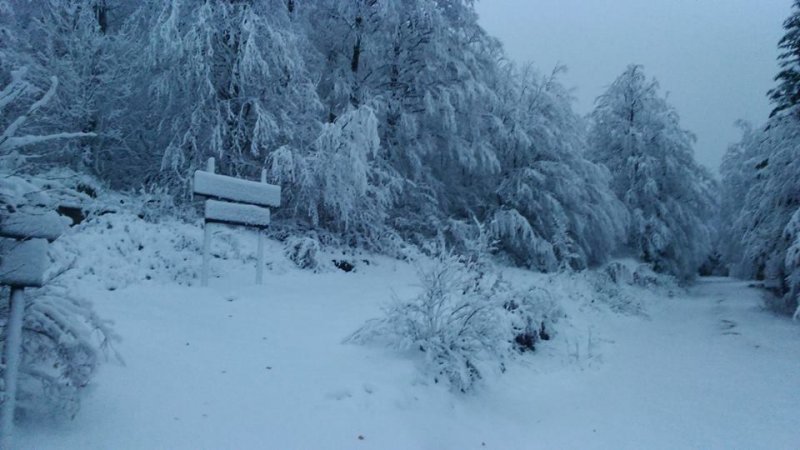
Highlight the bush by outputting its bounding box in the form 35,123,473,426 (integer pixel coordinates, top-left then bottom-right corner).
284,236,322,271
347,249,561,392
0,277,120,421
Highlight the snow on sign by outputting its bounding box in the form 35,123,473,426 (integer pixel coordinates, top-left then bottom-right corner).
205,199,271,228
0,210,71,242
0,238,49,287
194,169,280,207
193,158,281,286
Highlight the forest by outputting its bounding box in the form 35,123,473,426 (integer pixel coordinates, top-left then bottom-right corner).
1,0,799,448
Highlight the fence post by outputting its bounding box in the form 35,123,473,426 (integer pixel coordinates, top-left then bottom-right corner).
1,287,26,449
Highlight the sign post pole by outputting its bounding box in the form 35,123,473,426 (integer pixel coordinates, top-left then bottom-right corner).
1,287,26,449
201,158,216,287
256,169,268,285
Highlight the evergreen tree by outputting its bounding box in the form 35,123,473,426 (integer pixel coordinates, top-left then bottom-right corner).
768,0,800,118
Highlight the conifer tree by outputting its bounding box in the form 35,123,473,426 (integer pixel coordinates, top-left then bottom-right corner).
768,0,800,118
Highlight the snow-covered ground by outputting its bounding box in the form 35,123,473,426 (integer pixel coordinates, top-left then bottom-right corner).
13,221,800,450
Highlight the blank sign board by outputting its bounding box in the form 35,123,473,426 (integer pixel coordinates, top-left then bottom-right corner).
205,199,270,227
0,238,48,287
194,171,281,207
0,211,69,242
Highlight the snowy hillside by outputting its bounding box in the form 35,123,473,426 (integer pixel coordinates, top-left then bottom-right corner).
6,214,799,449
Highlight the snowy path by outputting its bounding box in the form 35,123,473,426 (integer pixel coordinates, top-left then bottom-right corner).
16,272,800,449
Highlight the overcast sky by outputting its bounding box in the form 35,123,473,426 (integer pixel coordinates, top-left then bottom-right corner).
476,0,791,173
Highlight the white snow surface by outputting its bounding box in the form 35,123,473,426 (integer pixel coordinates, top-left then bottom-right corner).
12,216,800,450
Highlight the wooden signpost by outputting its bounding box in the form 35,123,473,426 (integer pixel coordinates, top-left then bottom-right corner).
0,210,68,449
193,158,281,286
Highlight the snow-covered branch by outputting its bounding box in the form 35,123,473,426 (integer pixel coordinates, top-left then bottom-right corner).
0,71,95,154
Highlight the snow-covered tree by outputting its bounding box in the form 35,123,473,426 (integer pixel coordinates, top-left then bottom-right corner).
1,0,123,172
588,65,715,280
1,67,96,169
120,0,321,190
722,116,800,310
269,105,397,248
719,1,800,314
768,0,800,118
489,65,628,270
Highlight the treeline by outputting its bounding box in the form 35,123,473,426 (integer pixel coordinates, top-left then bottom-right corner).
717,0,800,316
0,0,714,279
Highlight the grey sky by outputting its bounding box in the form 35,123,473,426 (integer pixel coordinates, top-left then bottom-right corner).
476,0,791,173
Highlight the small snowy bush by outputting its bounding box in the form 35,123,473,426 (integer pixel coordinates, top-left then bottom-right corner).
284,236,322,271
0,283,120,420
348,249,561,392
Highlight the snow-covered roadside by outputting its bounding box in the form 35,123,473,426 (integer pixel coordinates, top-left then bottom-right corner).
13,223,800,450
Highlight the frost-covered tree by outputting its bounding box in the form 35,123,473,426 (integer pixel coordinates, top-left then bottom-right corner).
1,68,96,169
121,0,321,190
269,106,397,248
720,2,800,314
768,0,800,118
721,116,800,310
588,65,715,280
489,65,628,270
0,0,123,172
718,122,764,269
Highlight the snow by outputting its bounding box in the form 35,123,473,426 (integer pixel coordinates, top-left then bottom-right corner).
0,237,48,287
204,199,270,227
0,210,70,241
11,216,800,449
193,171,281,208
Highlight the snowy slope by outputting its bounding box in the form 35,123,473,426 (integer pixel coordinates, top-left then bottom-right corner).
11,219,800,449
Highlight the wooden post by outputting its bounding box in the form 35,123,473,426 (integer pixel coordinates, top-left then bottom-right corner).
1,287,26,449
256,230,264,285
202,223,211,287
256,169,267,285
201,157,215,287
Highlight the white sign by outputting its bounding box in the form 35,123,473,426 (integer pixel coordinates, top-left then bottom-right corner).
193,158,281,286
0,238,48,287
194,171,280,207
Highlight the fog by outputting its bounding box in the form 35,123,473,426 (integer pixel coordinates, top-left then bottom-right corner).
476,0,791,173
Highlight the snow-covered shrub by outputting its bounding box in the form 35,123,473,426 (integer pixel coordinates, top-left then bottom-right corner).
1,282,120,420
604,261,633,285
347,249,561,392
284,236,321,271
503,285,560,352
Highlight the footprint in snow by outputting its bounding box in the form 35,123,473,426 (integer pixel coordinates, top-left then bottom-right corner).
325,389,353,401
719,319,741,335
